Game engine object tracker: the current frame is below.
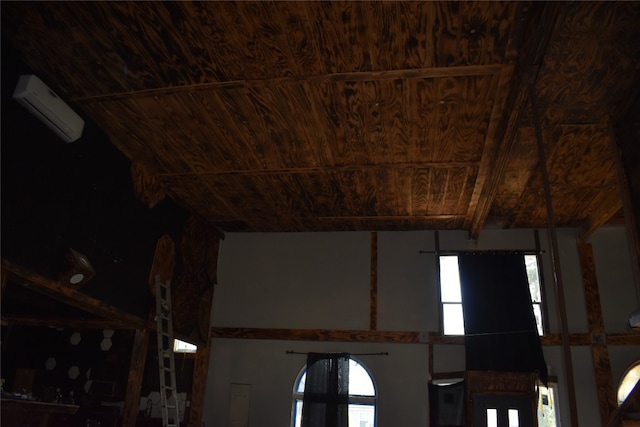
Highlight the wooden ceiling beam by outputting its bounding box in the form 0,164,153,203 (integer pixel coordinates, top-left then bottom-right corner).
211,327,419,343
318,214,463,221
579,191,623,241
1,259,156,331
74,64,502,103
467,74,529,238
2,315,132,330
467,2,562,239
158,161,479,178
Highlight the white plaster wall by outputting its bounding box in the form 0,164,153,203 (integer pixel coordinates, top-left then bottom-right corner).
589,226,638,332
203,227,637,427
213,232,371,330
203,338,429,427
377,231,436,331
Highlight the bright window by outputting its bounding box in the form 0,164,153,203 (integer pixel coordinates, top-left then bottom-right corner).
438,254,545,336
618,360,640,405
291,358,376,427
173,339,197,353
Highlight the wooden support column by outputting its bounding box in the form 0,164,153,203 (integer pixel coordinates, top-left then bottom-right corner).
370,232,378,331
529,84,579,427
123,328,151,427
188,338,212,427
578,241,616,425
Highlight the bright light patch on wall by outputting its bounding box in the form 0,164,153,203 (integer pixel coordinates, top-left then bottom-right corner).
618,362,640,405
173,339,197,353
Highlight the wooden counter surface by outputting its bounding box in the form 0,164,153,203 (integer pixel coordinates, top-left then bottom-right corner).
1,398,79,427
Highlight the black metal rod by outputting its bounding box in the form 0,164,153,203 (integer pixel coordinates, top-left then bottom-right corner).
419,249,545,254
286,351,389,356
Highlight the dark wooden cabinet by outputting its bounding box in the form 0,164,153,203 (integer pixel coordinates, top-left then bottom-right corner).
430,371,539,427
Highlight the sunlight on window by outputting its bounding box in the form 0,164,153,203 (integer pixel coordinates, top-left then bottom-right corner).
525,255,544,335
293,358,375,427
296,359,374,395
439,254,544,336
508,408,520,426
487,408,498,427
349,359,376,396
173,339,197,353
525,255,541,302
439,255,465,336
443,304,465,336
618,362,640,405
440,256,462,302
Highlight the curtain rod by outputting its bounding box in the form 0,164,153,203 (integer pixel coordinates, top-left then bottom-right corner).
286,351,389,356
419,249,545,254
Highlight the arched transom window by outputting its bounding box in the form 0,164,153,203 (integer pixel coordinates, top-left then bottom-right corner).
291,357,376,427
618,360,640,406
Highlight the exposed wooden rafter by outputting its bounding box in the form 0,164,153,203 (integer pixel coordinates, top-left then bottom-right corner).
1,259,155,331
468,2,561,239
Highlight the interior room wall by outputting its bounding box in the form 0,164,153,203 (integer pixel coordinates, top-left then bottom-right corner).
205,227,637,427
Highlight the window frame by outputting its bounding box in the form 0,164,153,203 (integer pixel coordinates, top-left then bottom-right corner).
437,251,548,336
291,357,377,427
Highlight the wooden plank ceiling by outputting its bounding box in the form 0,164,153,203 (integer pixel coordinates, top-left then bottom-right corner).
2,1,639,234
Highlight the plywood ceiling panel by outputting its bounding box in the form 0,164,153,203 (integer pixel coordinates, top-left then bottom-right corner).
2,1,638,233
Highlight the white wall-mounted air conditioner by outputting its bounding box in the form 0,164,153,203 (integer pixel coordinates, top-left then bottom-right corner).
12,74,85,143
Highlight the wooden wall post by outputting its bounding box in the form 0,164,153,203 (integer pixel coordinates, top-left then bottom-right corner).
188,338,212,427
123,328,151,427
578,241,616,425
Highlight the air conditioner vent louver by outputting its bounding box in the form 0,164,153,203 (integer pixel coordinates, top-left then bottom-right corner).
12,74,85,143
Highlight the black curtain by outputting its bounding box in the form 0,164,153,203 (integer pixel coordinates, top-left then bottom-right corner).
458,252,547,384
429,381,466,427
301,352,350,427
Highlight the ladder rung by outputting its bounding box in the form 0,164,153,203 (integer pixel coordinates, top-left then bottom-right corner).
156,279,179,426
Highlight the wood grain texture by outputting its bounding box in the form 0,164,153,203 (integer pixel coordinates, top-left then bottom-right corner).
466,371,537,394
148,234,176,294
210,327,420,343
2,1,639,235
131,161,166,208
188,340,211,427
172,216,221,346
2,259,156,330
578,242,605,334
208,327,640,347
122,329,150,427
578,241,617,426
